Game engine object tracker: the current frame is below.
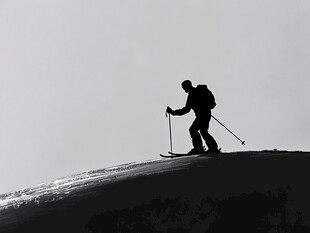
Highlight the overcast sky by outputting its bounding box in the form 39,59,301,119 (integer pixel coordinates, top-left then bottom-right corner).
1,0,310,194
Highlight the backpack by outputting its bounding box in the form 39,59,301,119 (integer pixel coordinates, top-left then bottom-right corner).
196,85,216,109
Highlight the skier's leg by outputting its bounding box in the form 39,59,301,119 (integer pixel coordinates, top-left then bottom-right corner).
202,130,218,150
199,116,219,150
189,118,204,151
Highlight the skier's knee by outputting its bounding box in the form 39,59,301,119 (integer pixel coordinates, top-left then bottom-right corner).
189,126,197,136
200,129,209,137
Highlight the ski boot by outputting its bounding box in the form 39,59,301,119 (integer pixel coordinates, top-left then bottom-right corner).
205,148,221,153
187,146,206,155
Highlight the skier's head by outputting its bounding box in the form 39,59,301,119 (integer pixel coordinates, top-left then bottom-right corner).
181,80,193,93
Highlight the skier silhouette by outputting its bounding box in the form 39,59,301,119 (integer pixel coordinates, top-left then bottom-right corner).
166,80,219,154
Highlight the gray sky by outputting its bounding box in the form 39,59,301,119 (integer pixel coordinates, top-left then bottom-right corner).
1,0,310,194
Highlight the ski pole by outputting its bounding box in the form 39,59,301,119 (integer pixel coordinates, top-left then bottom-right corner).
211,115,245,145
165,112,173,153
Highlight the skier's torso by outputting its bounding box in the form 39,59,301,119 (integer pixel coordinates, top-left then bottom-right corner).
187,88,211,116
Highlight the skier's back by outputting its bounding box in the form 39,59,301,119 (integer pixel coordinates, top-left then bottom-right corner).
166,80,219,154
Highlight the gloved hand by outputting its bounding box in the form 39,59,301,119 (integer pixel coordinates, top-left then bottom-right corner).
166,106,174,115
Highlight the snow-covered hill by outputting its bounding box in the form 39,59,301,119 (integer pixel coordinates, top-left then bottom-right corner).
1,151,310,233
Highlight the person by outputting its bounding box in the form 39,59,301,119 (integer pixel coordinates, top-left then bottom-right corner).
166,80,219,154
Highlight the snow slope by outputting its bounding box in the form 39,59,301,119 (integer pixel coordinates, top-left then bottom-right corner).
0,151,310,232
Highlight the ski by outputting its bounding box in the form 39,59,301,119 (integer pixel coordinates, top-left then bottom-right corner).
159,153,191,158
160,148,221,158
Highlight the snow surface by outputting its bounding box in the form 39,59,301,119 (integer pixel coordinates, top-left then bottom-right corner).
0,155,201,210
1,150,310,233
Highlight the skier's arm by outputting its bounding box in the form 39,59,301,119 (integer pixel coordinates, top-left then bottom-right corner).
167,97,191,116
172,105,191,116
